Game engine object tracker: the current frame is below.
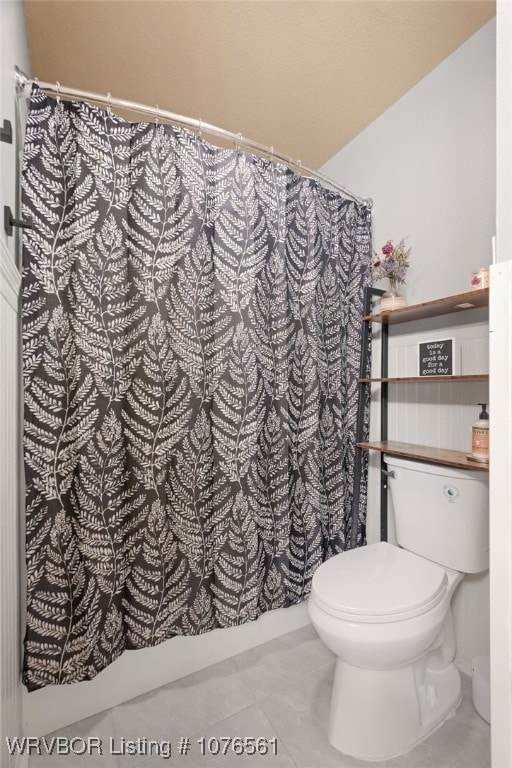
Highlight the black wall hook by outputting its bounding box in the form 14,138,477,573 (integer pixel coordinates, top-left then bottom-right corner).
4,206,33,237
0,119,12,144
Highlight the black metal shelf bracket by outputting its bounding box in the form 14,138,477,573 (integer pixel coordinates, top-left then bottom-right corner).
0,119,13,144
380,319,389,542
4,206,33,237
352,285,386,547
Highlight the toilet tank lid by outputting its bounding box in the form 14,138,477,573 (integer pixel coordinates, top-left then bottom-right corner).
383,454,486,481
311,542,448,619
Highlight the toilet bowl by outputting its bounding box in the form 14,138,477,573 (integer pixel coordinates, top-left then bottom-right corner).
309,541,463,760
308,456,489,761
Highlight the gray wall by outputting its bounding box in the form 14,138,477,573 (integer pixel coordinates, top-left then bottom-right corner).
321,19,496,304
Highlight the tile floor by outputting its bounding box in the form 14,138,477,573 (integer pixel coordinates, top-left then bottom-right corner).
28,625,490,768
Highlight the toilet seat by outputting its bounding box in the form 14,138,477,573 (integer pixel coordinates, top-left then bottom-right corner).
311,542,449,624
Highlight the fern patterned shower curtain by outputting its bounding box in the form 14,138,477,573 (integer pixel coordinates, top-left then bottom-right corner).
22,85,371,691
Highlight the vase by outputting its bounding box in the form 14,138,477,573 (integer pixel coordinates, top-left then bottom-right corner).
380,278,406,311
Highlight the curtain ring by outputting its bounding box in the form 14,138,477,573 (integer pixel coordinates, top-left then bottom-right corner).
55,81,61,104
236,132,242,152
106,92,112,116
198,118,202,138
155,105,159,125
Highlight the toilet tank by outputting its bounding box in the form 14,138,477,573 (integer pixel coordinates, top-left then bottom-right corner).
384,455,489,573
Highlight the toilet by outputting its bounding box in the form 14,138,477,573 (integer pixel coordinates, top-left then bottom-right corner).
308,455,489,761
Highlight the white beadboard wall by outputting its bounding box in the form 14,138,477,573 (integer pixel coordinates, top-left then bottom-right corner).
1,1,31,766
0,244,24,764
322,20,495,672
386,312,489,450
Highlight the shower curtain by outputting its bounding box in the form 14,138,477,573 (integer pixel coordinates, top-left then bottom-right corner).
21,84,371,691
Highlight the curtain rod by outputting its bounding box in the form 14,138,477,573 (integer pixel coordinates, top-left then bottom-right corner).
15,69,372,209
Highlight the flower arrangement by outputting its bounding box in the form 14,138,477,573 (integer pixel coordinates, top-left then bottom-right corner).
373,238,411,286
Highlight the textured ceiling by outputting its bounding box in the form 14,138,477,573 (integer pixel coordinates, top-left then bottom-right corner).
23,0,495,169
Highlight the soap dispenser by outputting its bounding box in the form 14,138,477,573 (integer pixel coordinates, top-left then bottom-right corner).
470,403,489,463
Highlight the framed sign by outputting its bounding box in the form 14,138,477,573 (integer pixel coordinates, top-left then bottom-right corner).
418,338,454,377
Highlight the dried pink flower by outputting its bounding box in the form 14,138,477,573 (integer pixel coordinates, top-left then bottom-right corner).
373,238,411,285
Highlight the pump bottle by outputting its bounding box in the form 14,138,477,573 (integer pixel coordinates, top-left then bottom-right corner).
471,403,489,463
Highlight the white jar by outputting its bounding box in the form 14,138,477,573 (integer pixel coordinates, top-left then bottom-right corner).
471,267,489,290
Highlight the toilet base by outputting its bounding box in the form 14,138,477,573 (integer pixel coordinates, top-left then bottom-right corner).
328,657,462,761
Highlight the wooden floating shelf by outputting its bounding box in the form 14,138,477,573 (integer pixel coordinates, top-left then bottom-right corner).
356,440,489,472
359,374,489,383
364,288,489,325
